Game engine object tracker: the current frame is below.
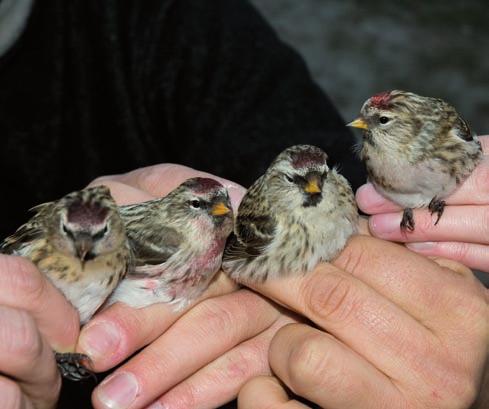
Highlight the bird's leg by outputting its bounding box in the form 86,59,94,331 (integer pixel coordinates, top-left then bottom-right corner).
428,197,446,225
400,208,415,232
54,352,96,382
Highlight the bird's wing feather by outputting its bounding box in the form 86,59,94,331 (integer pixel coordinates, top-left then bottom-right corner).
128,225,183,267
223,191,276,260
0,202,53,254
453,116,473,142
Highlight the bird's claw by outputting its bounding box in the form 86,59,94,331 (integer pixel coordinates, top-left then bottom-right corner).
429,198,446,225
400,208,415,232
54,352,96,382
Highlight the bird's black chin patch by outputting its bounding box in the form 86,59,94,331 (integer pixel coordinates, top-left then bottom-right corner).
303,193,322,208
363,130,377,148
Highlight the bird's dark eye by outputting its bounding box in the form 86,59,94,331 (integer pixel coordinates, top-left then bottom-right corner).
190,200,201,209
62,224,74,238
93,226,108,240
379,116,390,124
284,174,294,183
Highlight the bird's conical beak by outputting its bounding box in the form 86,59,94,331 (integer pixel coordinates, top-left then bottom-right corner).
211,202,231,216
347,117,369,130
75,236,93,262
304,175,322,194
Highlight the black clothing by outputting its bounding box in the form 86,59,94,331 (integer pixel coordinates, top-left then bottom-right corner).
0,0,364,407
0,0,364,240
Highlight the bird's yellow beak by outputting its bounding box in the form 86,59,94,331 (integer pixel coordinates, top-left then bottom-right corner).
304,176,321,194
211,202,231,216
347,117,369,130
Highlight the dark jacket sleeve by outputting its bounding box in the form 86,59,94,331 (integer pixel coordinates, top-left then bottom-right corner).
128,0,365,189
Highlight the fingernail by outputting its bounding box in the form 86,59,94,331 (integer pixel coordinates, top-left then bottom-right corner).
369,214,401,236
96,372,139,409
79,321,121,361
355,183,384,208
406,242,435,251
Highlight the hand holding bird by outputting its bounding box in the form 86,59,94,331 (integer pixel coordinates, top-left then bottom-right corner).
349,90,482,232
357,135,489,273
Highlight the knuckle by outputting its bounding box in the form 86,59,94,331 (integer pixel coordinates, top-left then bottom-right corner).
1,256,45,302
0,378,23,409
287,333,342,395
448,242,470,263
333,235,371,277
3,309,44,362
196,299,238,343
480,207,489,242
473,160,489,201
135,166,167,193
303,271,356,324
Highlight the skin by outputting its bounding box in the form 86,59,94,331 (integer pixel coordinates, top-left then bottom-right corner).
357,135,489,273
238,237,489,408
0,255,80,409
3,163,488,408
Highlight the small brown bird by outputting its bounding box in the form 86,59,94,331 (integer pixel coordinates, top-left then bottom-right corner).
222,144,358,283
108,177,233,311
1,186,130,381
348,90,483,231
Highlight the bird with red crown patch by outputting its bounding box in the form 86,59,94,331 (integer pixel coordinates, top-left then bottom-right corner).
222,144,358,283
108,177,233,311
1,185,130,381
348,90,482,231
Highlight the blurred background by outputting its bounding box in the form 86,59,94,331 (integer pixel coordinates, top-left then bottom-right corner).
249,0,488,285
250,0,489,133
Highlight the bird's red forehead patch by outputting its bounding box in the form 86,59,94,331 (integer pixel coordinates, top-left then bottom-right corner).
186,177,223,193
67,201,109,225
369,91,392,109
290,151,326,169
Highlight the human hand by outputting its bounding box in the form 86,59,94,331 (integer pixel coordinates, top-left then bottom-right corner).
356,135,489,273
238,235,489,408
0,255,80,409
80,164,292,408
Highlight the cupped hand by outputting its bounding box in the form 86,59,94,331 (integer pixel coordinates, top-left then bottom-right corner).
80,164,298,409
0,255,80,409
238,235,489,408
356,135,489,273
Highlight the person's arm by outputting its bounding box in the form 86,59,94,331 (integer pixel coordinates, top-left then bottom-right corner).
356,135,489,274
131,0,364,189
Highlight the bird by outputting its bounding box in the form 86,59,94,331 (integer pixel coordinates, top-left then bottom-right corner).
0,185,130,381
222,144,358,283
348,90,483,231
107,177,234,311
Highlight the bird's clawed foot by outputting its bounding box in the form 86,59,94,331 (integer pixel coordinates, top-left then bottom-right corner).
429,198,446,225
400,208,415,232
55,352,96,382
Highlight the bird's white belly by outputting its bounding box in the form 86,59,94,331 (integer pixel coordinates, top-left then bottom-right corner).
370,155,456,208
53,273,114,325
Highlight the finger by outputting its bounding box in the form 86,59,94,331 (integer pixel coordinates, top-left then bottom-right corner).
245,250,436,385
88,180,156,205
151,314,296,409
0,255,79,352
238,376,308,409
78,271,237,371
92,164,246,211
369,205,489,244
0,306,61,409
357,136,489,215
356,183,401,214
407,241,489,273
268,324,400,409
92,290,281,409
0,377,34,409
